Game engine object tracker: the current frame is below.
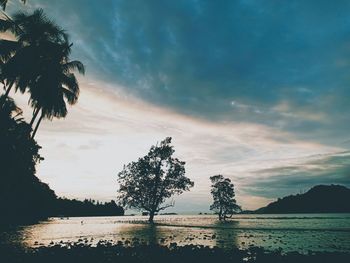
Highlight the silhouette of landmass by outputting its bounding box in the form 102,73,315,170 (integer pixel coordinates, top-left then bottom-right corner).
0,96,123,225
0,163,124,225
54,198,124,217
254,185,350,214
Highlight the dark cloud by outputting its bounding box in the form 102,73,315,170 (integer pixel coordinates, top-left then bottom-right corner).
8,0,350,145
241,152,350,198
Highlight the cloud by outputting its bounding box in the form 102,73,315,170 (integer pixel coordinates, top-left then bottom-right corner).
239,151,350,200
8,78,344,210
7,0,350,147
5,0,350,211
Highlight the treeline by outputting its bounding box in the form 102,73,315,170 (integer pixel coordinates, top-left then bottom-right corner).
53,198,124,217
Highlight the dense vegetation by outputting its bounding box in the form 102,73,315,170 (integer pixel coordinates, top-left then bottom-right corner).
0,96,123,223
54,198,124,217
0,95,57,224
0,7,123,225
255,185,350,214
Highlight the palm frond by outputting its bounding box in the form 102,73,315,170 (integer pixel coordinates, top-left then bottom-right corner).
0,16,17,34
1,0,26,11
62,60,85,75
61,73,79,98
0,94,22,117
1,8,84,125
62,86,78,105
0,39,21,62
11,9,67,44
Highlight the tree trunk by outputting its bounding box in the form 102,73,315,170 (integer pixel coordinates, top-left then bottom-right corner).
149,210,155,223
29,107,40,128
31,112,43,139
149,161,161,223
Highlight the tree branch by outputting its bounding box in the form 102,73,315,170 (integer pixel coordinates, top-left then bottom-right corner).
156,200,175,212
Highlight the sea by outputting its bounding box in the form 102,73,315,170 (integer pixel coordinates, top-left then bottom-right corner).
1,214,350,253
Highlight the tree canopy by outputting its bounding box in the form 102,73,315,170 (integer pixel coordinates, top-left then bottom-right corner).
210,175,241,221
117,137,194,222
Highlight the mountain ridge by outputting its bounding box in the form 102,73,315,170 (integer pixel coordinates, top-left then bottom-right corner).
254,184,350,214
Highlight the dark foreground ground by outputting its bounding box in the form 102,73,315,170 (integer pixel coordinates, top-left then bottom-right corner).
1,241,350,263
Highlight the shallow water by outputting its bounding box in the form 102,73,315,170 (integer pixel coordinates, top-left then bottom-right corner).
1,214,350,253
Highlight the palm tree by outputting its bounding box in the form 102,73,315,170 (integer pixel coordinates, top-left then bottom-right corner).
0,9,84,137
0,0,26,10
29,41,85,138
0,9,67,106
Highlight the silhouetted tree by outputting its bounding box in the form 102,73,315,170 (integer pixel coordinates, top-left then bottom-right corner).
0,95,57,224
0,6,89,225
0,95,40,176
0,9,84,138
29,40,84,138
0,9,68,105
0,96,123,223
210,175,240,221
117,137,194,223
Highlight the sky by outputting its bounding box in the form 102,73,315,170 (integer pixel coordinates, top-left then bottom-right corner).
4,0,350,212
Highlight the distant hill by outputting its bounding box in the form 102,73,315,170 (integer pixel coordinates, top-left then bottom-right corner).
255,185,350,214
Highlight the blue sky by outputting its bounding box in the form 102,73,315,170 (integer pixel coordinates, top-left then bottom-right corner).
23,0,350,145
5,0,350,211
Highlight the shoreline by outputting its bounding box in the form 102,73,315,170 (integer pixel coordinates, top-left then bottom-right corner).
2,214,349,253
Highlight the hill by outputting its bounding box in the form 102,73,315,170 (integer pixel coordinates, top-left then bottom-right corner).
255,184,350,213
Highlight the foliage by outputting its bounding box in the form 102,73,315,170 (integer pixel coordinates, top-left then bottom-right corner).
54,198,124,217
210,175,240,220
0,9,84,138
0,95,56,224
0,95,123,224
0,9,68,93
0,95,41,179
0,5,100,226
117,137,194,222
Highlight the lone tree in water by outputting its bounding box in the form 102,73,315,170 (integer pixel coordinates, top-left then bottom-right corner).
117,137,194,223
210,175,241,221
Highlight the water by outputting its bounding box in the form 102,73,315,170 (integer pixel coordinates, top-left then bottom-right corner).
1,214,350,253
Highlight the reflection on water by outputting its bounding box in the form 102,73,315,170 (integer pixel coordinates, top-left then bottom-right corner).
212,220,239,249
1,214,350,253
